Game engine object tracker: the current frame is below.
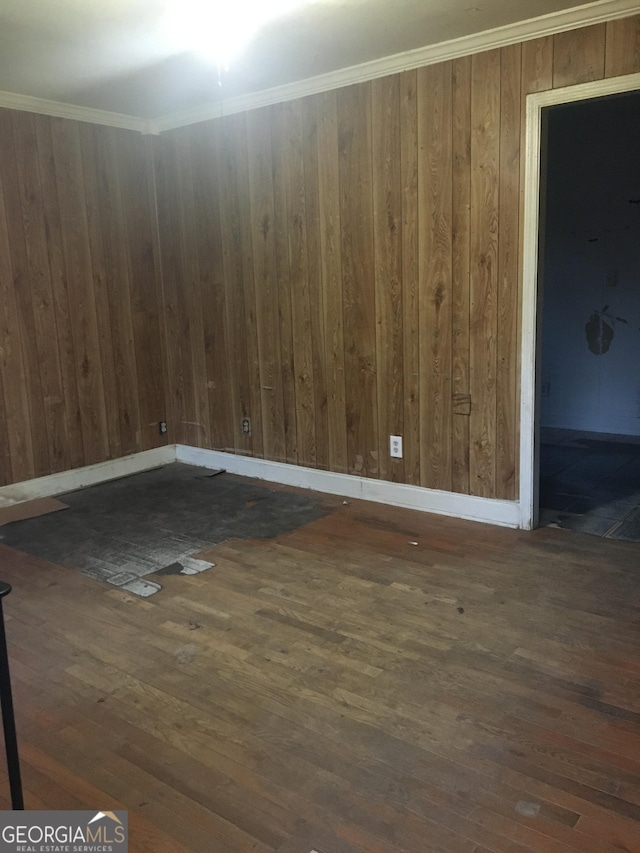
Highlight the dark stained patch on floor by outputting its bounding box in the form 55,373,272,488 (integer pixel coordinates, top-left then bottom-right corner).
0,463,331,595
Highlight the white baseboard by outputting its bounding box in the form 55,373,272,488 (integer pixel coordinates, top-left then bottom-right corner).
176,445,521,528
0,446,175,506
0,444,522,528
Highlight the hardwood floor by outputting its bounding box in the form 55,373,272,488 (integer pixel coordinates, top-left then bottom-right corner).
0,480,638,852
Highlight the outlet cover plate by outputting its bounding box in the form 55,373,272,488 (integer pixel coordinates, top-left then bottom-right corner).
390,435,403,458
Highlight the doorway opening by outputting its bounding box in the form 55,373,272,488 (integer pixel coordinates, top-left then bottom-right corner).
519,72,640,532
537,91,640,540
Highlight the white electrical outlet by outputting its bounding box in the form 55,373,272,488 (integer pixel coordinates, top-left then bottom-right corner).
390,435,403,458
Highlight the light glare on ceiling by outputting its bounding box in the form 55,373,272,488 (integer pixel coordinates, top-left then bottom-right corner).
164,0,313,69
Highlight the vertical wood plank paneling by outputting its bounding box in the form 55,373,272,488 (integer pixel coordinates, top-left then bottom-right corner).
12,111,70,474
605,17,640,76
496,44,522,501
182,125,211,449
372,75,404,483
235,114,265,458
162,127,198,448
78,122,122,460
148,15,640,498
338,83,378,479
0,361,10,485
146,135,174,449
400,70,420,486
271,103,298,464
418,63,453,492
0,112,50,477
469,50,500,498
0,151,35,483
215,114,254,456
191,121,234,452
118,129,167,451
33,115,85,471
451,56,472,495
153,133,188,446
1,15,639,494
283,100,316,467
0,111,163,486
316,91,348,474
302,96,330,471
91,125,142,456
159,131,189,450
50,117,110,465
521,37,554,94
553,24,606,88
246,108,286,462
175,127,209,448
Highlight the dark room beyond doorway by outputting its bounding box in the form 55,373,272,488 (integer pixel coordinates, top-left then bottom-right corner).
538,91,640,540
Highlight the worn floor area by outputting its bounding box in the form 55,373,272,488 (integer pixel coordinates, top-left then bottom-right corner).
539,428,640,540
0,464,329,596
0,478,638,852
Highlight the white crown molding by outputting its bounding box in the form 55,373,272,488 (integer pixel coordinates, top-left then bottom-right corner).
175,446,522,528
0,90,154,133
153,0,640,132
0,1,637,133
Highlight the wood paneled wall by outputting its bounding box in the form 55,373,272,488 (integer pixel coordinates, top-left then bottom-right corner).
0,111,167,486
154,16,640,501
2,16,639,497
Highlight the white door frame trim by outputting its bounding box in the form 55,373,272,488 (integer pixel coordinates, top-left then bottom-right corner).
519,71,640,529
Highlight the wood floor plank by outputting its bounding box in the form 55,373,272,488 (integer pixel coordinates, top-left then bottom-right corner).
0,473,638,853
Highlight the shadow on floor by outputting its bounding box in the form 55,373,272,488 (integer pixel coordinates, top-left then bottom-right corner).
0,464,331,595
539,428,640,541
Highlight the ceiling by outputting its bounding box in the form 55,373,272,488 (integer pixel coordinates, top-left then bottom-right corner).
0,0,631,119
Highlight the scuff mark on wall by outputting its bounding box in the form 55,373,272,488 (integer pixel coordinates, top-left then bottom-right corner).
585,310,613,354
585,305,628,355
